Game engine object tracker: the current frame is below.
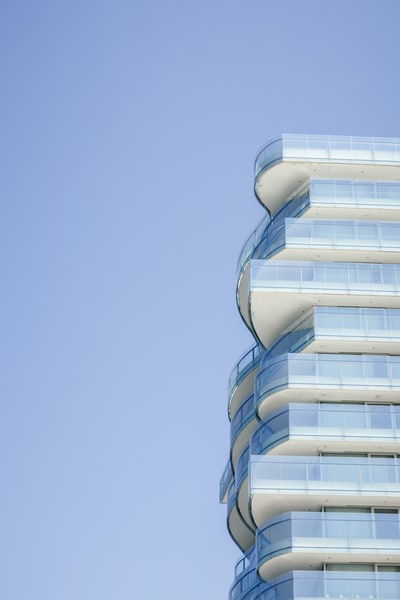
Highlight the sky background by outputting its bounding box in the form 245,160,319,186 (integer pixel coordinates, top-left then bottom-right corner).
0,1,399,599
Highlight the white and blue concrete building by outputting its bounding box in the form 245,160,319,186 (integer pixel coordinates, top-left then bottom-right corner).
221,135,400,600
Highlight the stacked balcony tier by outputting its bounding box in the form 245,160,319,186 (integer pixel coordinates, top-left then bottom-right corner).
221,134,400,600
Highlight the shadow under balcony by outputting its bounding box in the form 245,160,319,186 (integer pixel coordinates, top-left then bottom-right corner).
234,444,256,533
267,306,400,360
227,478,255,552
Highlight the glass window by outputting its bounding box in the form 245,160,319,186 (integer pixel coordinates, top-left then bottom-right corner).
335,222,354,240
268,410,288,434
375,510,399,539
357,222,379,242
378,576,400,599
326,563,373,571
357,183,376,199
341,359,363,381
342,310,363,331
313,222,332,240
343,408,366,429
367,312,386,333
318,358,339,379
365,359,388,379
369,406,392,429
319,405,345,428
335,181,354,199
390,314,400,332
293,406,318,428
391,362,400,381
381,223,399,242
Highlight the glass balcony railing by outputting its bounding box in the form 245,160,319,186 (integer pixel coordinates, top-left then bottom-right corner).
250,456,400,495
230,564,260,600
257,511,400,567
231,394,256,444
255,134,400,179
256,218,400,261
220,459,234,502
250,403,400,457
310,179,400,210
230,547,257,600
227,480,236,514
253,570,400,600
228,345,263,404
237,215,271,277
250,260,400,295
238,179,400,276
234,545,255,577
236,444,250,488
268,306,400,359
255,354,400,403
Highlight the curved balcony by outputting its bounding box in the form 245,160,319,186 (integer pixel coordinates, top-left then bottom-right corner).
220,459,234,503
250,456,400,526
254,134,400,213
227,480,255,552
268,307,400,359
237,214,271,278
251,218,400,264
235,445,256,532
228,345,263,419
236,177,400,282
305,178,400,221
255,354,400,419
242,260,400,347
230,546,259,600
256,511,400,580
252,570,400,600
251,403,400,457
231,393,258,466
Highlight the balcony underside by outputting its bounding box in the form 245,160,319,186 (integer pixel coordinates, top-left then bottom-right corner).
227,502,255,552
255,434,400,457
247,288,400,349
255,160,400,214
298,337,400,355
256,387,400,420
237,476,255,532
296,203,400,221
250,492,400,528
229,368,258,420
258,547,400,581
270,246,400,263
231,418,258,467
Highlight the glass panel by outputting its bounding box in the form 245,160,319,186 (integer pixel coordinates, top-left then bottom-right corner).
314,222,332,239
357,222,379,241
335,222,354,240
374,510,400,538
369,406,392,429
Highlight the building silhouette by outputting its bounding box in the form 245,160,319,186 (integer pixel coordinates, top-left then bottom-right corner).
220,135,400,599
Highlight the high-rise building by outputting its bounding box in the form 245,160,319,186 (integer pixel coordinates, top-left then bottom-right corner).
220,134,400,600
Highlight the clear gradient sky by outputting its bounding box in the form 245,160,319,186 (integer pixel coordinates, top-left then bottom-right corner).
1,1,399,599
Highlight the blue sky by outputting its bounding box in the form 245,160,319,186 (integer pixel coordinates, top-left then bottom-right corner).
0,1,399,598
